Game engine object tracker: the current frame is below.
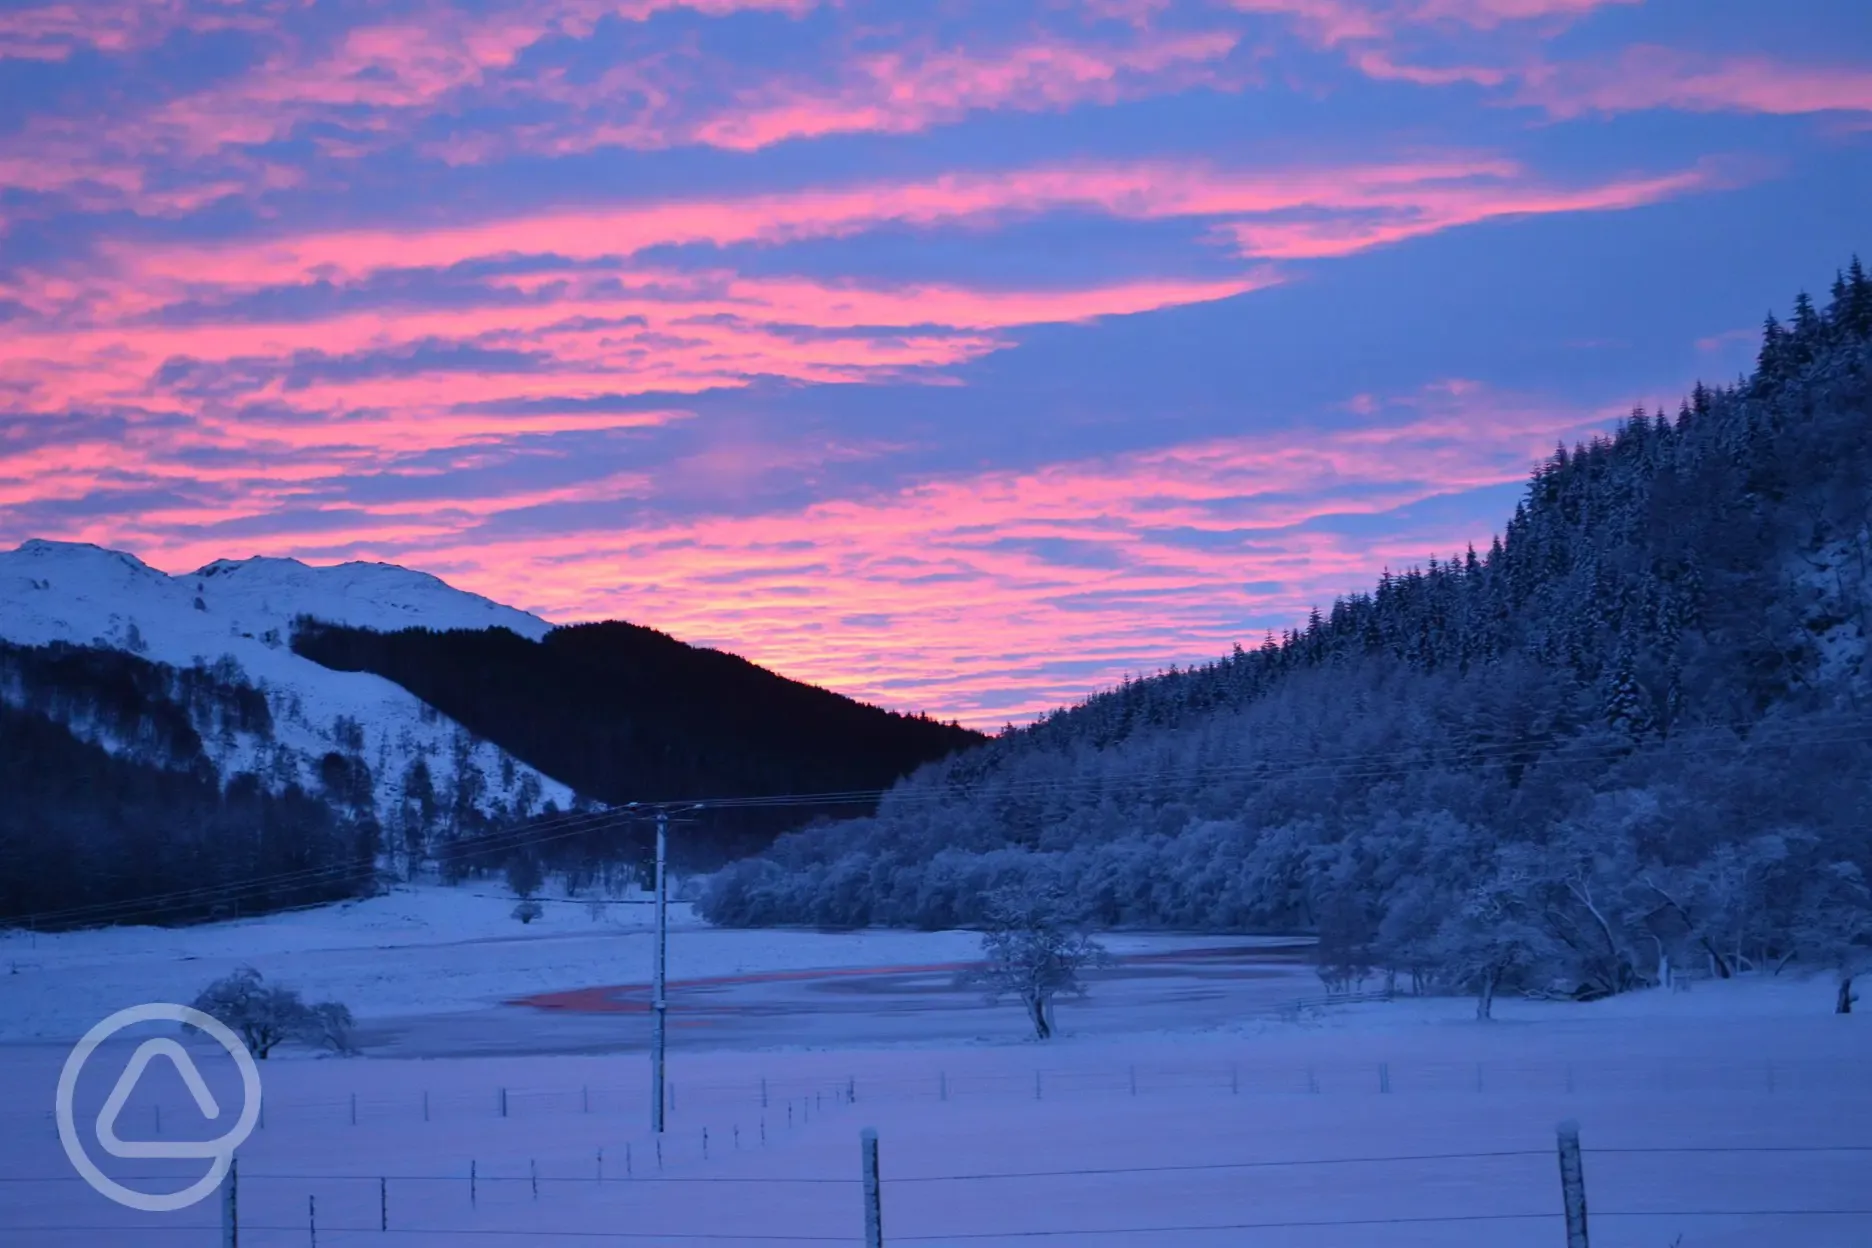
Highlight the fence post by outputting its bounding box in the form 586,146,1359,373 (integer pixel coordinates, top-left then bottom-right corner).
500,1088,508,1118
1128,1066,1137,1096
470,1161,477,1208
582,1085,589,1113
308,1194,317,1248
531,1159,539,1199
1379,1063,1391,1094
380,1177,387,1231
220,1157,238,1248
939,1072,947,1102
762,1077,769,1108
703,1127,710,1159
1034,1071,1042,1100
860,1128,884,1248
598,1148,604,1181
1556,1119,1590,1248
1230,1064,1238,1095
350,1093,357,1126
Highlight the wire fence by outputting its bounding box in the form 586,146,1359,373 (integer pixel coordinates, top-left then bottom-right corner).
6,1132,1871,1244
11,1049,1869,1136
13,1049,1872,1244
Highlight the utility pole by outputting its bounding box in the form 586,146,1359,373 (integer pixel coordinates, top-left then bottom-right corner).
640,801,703,1135
651,806,669,1134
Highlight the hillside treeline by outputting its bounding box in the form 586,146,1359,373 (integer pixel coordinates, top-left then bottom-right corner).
0,642,377,928
292,619,983,866
702,263,1872,1010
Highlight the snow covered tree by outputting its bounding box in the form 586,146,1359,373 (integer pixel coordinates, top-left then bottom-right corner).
190,967,355,1059
963,882,1111,1039
1794,862,1872,1014
1428,858,1557,1019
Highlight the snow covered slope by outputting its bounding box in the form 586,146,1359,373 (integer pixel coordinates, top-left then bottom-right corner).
0,538,576,822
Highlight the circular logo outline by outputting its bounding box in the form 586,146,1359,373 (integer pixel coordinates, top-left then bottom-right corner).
56,1003,263,1212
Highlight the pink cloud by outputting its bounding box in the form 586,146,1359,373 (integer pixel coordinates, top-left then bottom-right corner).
1212,161,1726,258
110,153,1716,287
1519,47,1872,118
691,29,1244,151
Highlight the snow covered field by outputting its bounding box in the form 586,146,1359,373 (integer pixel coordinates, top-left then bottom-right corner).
0,885,1005,1042
0,977,1863,1247
0,891,1864,1247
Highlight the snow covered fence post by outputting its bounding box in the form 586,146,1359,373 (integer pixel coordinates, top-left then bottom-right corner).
1555,1120,1590,1247
220,1157,238,1248
860,1128,884,1248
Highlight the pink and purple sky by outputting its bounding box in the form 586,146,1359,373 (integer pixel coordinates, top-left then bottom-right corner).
2,0,1868,727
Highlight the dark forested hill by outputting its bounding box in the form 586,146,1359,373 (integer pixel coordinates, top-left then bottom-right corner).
701,261,1872,1009
0,640,376,928
292,619,984,864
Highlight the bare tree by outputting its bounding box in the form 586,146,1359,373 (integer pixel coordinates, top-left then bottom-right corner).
191,967,356,1058
961,882,1112,1039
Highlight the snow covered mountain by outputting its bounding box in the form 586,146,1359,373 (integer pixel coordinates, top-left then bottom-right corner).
0,539,577,826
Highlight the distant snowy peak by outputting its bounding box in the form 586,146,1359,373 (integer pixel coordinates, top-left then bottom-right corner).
0,539,577,823
3,540,550,651
190,553,550,639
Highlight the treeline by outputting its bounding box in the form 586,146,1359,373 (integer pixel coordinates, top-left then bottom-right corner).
701,262,1872,1009
293,619,983,866
0,642,377,928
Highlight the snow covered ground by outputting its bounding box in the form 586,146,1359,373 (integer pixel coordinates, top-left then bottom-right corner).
0,890,1864,1246
0,884,1008,1042
0,972,1861,1247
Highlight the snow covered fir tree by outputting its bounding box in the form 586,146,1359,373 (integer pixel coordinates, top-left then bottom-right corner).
701,260,1872,1015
